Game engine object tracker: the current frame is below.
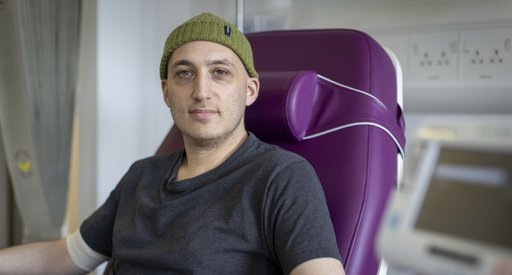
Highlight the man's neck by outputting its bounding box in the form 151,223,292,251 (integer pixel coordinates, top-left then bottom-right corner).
177,129,248,181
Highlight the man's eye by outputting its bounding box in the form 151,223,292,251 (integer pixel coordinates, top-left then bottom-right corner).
214,69,228,76
177,70,193,77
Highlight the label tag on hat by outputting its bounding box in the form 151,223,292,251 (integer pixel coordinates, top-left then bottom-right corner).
224,25,231,37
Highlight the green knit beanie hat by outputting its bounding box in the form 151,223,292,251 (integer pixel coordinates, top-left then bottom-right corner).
160,12,258,79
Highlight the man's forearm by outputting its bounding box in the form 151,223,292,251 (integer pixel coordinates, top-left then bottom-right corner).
0,238,85,274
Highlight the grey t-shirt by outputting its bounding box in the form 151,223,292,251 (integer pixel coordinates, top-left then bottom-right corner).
80,133,340,274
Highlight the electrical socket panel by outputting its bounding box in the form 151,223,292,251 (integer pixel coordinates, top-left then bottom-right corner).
460,28,512,80
408,31,459,81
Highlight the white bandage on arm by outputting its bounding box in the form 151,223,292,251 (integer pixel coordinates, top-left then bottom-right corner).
66,230,109,271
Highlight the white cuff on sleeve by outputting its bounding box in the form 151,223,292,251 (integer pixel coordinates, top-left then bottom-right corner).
66,230,109,271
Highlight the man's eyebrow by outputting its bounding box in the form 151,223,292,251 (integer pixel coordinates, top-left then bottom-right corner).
207,58,235,67
170,58,235,69
170,59,194,69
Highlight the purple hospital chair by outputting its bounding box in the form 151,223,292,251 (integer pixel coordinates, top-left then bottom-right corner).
156,29,406,275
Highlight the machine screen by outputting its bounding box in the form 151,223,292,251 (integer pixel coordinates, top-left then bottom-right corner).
415,147,512,250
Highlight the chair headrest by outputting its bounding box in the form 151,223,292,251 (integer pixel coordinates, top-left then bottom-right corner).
245,71,318,142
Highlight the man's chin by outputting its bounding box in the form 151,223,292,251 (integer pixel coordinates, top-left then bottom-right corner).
182,131,223,146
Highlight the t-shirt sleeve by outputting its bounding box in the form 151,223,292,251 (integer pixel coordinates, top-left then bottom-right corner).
263,158,341,274
79,182,122,257
66,229,109,271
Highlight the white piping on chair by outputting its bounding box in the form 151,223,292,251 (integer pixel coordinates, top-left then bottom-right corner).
317,74,388,110
303,121,405,157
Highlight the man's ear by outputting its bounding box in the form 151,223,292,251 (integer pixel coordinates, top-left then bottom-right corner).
161,79,171,107
245,77,259,106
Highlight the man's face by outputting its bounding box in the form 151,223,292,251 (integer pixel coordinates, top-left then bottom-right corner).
161,41,259,146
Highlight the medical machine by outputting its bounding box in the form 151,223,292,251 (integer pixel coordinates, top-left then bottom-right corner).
378,123,512,275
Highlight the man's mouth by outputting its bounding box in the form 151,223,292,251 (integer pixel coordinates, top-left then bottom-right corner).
189,108,218,119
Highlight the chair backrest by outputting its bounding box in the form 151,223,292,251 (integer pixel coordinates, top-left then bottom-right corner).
157,29,405,275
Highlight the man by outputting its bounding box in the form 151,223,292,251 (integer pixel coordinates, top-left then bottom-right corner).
0,12,345,274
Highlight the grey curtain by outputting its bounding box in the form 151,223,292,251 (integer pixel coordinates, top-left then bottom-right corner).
0,0,81,241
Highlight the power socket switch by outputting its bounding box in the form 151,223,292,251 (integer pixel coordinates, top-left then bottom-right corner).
460,28,512,80
408,31,459,81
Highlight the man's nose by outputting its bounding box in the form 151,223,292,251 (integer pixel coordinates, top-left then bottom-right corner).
192,73,211,101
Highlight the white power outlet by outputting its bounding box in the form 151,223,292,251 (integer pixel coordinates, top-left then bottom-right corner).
460,28,512,80
408,31,459,81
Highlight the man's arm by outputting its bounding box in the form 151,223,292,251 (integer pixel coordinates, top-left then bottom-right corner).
290,258,345,275
0,238,86,274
